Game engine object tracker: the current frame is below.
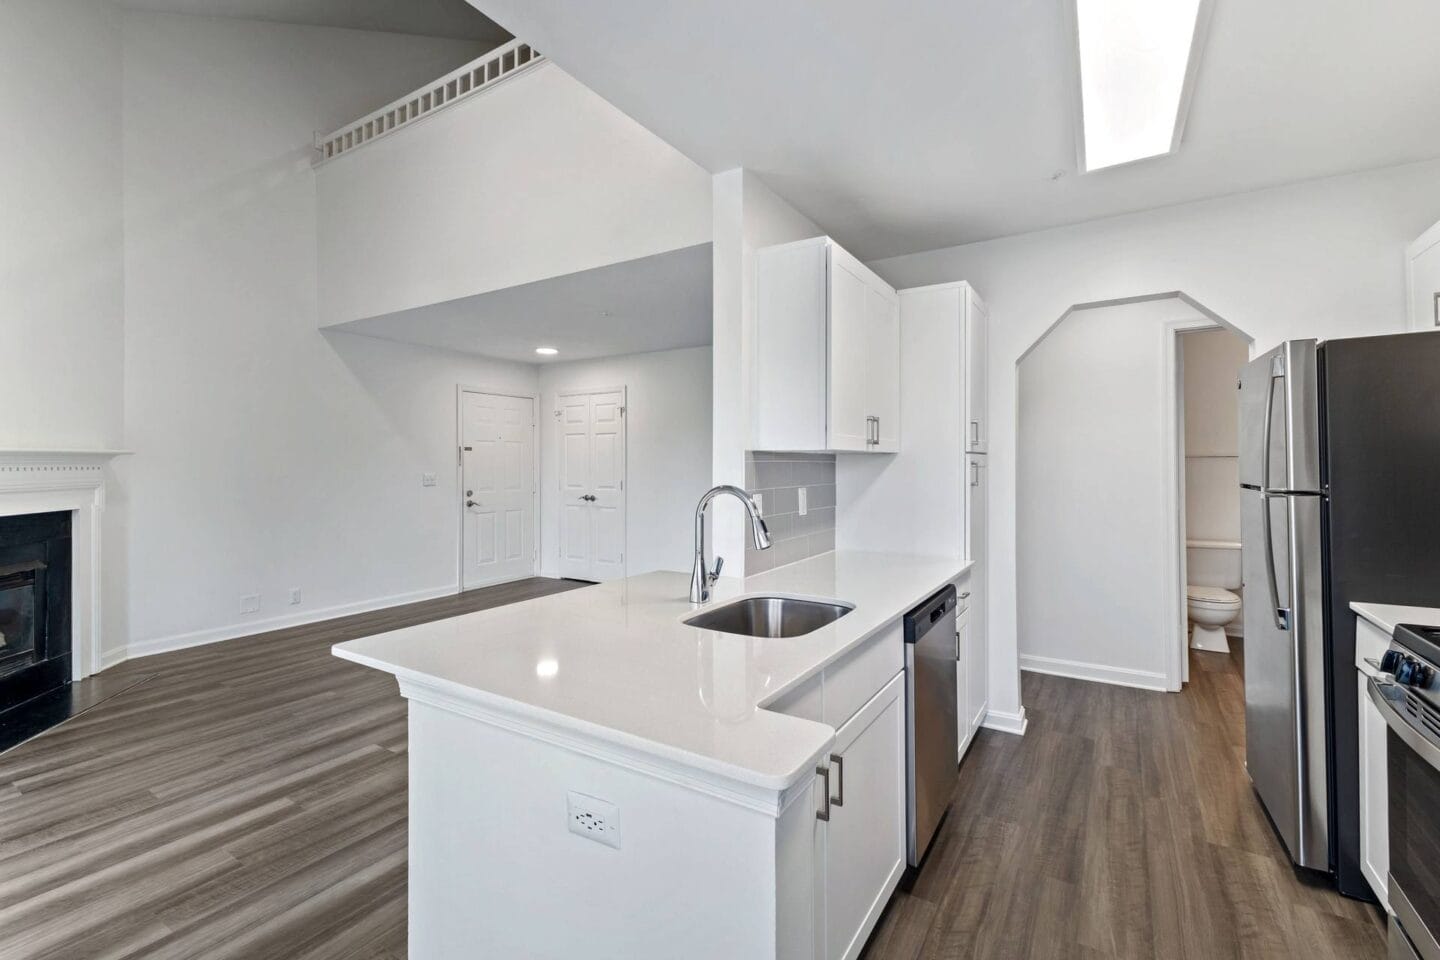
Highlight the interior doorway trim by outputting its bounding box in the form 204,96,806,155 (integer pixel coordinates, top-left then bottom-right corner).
456,385,540,592
1163,318,1220,691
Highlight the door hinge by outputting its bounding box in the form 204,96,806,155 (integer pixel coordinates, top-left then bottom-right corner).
619,406,626,416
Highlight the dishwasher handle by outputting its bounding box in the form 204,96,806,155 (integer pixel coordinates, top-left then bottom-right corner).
904,584,957,645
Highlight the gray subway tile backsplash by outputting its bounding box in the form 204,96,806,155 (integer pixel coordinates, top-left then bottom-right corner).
744,451,838,573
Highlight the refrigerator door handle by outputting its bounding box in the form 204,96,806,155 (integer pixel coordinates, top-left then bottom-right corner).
1263,491,1290,631
1261,368,1290,631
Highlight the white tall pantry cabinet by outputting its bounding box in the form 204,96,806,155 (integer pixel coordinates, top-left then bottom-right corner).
834,280,990,756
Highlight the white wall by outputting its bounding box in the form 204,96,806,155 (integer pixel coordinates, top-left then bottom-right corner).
118,11,533,657
0,0,123,449
711,170,824,570
536,346,712,578
871,159,1440,717
317,63,713,328
1017,299,1205,689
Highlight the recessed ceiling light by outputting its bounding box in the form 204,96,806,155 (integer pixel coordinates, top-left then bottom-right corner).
535,347,559,356
1070,0,1212,172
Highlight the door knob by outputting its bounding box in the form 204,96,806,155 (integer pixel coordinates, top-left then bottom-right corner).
466,500,479,508
580,494,597,502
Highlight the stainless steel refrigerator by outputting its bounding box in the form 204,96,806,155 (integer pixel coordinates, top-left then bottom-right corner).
1239,332,1440,899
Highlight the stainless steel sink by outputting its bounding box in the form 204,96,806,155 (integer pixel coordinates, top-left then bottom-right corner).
684,596,853,638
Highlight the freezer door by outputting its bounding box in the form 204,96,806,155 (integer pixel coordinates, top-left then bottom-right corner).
1238,340,1321,493
1242,486,1330,870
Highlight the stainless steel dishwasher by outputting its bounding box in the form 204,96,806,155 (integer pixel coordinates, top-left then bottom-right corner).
904,583,959,867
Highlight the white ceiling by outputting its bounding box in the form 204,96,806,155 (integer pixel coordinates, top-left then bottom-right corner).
120,0,510,42
468,0,1440,260
330,244,713,364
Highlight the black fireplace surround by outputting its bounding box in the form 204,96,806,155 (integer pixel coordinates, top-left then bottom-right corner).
0,511,71,715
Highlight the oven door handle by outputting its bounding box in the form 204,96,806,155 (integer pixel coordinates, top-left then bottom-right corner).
1369,676,1440,774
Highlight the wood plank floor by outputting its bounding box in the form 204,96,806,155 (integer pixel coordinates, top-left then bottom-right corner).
1,588,1387,959
0,577,586,960
861,642,1388,960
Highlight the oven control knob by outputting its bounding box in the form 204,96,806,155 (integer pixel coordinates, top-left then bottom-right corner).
1381,649,1404,675
1394,656,1432,687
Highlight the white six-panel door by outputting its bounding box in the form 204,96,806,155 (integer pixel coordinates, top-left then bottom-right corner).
461,391,535,590
557,389,626,582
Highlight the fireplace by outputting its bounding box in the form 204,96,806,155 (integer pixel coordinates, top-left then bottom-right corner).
0,511,71,714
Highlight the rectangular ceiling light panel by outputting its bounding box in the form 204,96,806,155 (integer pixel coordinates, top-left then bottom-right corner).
1075,0,1206,171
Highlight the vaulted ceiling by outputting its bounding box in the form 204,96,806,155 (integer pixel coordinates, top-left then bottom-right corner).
469,0,1440,259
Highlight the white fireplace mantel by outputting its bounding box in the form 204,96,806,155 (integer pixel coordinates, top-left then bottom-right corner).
0,449,131,680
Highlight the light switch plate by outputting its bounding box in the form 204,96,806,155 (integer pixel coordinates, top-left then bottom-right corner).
421,472,438,487
753,493,763,515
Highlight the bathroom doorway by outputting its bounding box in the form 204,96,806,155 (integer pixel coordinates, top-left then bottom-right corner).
1175,326,1250,681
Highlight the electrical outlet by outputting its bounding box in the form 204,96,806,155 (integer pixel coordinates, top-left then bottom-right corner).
421,472,438,487
567,791,620,849
288,587,302,606
753,492,763,515
240,594,260,615
798,486,808,516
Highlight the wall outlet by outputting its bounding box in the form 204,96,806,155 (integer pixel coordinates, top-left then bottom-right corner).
567,791,620,849
753,492,763,515
239,594,260,615
288,587,302,606
798,486,808,516
421,472,438,487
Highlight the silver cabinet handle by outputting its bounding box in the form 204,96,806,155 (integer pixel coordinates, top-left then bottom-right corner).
959,591,971,600
970,420,979,447
829,753,844,807
970,462,980,487
816,765,831,821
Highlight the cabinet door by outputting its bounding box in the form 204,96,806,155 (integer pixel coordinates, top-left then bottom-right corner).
956,604,973,758
822,672,905,960
964,290,988,453
827,252,871,451
1357,669,1389,910
866,284,901,452
965,457,988,733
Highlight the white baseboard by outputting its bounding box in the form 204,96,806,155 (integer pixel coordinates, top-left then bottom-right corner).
982,706,1028,736
108,584,459,670
1020,653,1169,692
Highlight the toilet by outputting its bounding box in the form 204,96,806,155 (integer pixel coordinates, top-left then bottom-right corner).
1186,541,1242,653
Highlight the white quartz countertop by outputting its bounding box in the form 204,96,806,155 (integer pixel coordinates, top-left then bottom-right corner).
1351,601,1440,634
333,551,970,793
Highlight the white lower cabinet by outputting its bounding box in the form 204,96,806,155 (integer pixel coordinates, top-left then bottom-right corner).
1356,616,1391,911
1358,669,1389,910
816,671,906,960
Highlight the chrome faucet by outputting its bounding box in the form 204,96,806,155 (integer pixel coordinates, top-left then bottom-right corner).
690,485,771,603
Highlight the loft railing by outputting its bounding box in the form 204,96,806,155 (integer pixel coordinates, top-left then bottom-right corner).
314,38,544,164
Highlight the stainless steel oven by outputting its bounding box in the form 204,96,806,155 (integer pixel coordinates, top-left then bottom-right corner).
1369,625,1440,960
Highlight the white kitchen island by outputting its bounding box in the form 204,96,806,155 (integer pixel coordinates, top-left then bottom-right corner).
333,551,970,960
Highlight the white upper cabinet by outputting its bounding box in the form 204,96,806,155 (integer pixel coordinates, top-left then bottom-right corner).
964,286,989,453
1407,218,1440,332
754,237,900,453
